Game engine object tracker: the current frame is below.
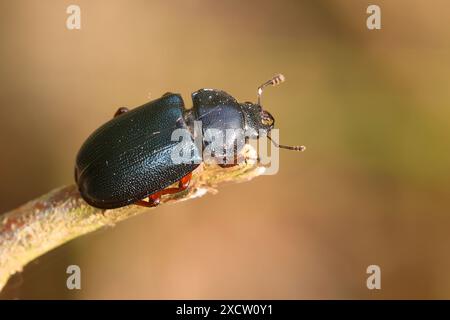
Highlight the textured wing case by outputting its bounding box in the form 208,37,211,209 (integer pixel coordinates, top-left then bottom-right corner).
76,94,199,209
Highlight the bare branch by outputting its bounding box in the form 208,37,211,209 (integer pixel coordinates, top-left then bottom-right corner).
0,152,264,291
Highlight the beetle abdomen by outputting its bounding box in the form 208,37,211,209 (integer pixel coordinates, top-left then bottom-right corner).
75,94,199,209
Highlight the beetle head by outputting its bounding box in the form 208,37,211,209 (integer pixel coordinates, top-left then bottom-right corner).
241,102,274,138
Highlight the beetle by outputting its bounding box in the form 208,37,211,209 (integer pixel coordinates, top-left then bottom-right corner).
75,74,304,209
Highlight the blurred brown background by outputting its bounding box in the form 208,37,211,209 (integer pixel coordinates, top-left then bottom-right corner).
1,0,449,299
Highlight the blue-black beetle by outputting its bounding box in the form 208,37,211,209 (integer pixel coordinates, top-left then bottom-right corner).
75,74,304,209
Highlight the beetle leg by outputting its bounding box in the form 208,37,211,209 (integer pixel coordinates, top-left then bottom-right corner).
114,107,129,118
134,173,192,208
135,194,161,207
218,162,237,168
218,152,261,168
218,152,245,168
158,172,192,196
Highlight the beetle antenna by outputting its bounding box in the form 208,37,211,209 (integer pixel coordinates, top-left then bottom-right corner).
267,135,305,152
257,74,286,105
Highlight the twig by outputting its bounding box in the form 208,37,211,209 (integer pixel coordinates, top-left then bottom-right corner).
0,149,265,292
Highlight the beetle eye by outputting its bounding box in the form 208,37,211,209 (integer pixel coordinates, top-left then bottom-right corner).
261,111,274,126
261,117,273,126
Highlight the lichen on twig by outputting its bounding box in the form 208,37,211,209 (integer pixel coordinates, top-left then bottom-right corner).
0,147,264,292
